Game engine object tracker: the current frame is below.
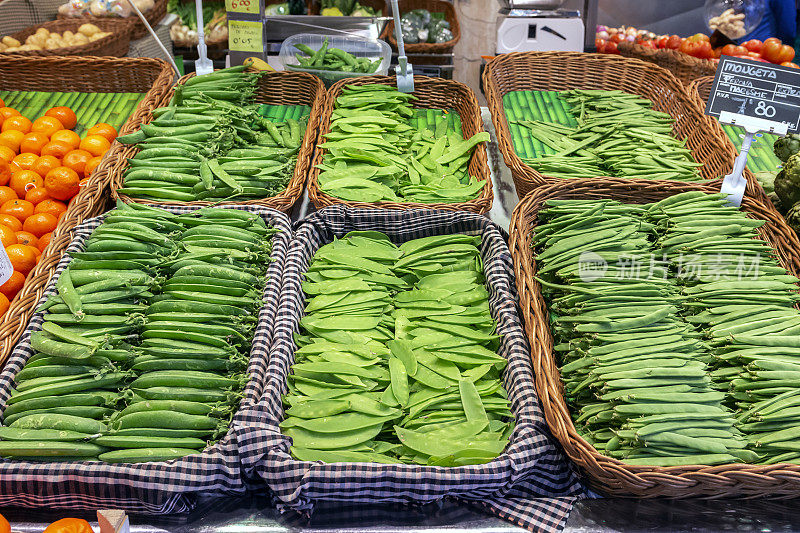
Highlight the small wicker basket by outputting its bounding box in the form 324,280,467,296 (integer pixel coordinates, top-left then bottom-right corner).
618,42,717,87
110,69,326,213
482,51,766,203
3,18,132,57
382,0,460,54
0,55,176,359
510,177,800,498
307,74,493,213
57,0,168,40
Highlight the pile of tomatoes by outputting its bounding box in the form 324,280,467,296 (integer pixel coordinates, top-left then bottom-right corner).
0,97,118,316
596,26,798,68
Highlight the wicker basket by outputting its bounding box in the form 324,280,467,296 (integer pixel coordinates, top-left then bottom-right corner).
382,0,460,54
308,75,492,213
57,0,168,40
3,18,132,57
0,55,176,361
110,70,325,213
509,177,800,498
618,42,717,87
482,51,766,203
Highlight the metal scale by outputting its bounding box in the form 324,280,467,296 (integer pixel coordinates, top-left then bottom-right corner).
496,0,585,53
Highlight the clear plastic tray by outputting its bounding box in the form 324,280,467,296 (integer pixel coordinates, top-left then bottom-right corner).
279,33,391,86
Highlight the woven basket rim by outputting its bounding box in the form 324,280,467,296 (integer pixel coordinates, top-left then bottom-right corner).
509,176,800,498
111,69,325,213
307,74,493,213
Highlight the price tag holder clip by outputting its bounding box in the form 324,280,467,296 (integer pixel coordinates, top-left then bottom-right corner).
718,111,788,207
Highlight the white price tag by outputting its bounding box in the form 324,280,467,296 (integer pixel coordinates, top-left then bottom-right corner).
0,247,14,286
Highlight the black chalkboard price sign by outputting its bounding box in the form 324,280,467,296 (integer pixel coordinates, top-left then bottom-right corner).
705,56,800,133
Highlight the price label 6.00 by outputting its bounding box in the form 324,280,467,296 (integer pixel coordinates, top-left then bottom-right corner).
226,0,259,15
228,20,264,53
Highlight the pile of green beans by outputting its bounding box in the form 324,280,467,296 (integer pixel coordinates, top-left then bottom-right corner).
117,65,307,202
535,192,800,466
648,192,800,464
282,232,514,465
317,84,489,204
507,89,703,181
0,203,277,463
290,38,382,73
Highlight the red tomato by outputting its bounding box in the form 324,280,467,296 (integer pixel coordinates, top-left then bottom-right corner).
696,41,713,59
721,44,748,57
610,33,625,44
686,33,710,43
762,37,784,62
595,38,607,53
679,39,694,55
605,41,619,54
743,39,763,53
777,44,796,64
781,61,800,68
640,40,657,49
666,35,682,49
747,51,762,59
657,36,668,49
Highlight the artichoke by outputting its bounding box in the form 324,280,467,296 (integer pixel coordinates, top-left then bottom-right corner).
774,133,800,162
754,170,777,195
786,201,800,233
784,152,800,187
774,169,800,209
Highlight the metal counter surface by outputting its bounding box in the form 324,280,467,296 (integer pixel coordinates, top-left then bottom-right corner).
3,111,800,532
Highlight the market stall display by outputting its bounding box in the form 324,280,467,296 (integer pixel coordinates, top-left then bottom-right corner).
309,76,492,212
57,0,167,40
0,203,289,511
510,177,800,496
483,52,759,200
383,0,460,54
110,65,325,212
0,20,130,57
0,56,175,360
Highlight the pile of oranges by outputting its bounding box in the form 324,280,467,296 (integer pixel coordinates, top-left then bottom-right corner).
0,97,118,316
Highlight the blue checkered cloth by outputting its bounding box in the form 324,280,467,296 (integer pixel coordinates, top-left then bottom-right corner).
0,204,291,514
247,206,584,532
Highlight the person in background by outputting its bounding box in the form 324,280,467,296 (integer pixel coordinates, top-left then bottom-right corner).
737,0,797,44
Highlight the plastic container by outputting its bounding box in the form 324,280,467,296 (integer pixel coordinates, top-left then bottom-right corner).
279,33,391,86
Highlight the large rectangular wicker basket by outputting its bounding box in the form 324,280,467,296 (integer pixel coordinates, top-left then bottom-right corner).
0,55,175,360
4,18,133,57
110,70,326,213
509,177,800,498
308,75,493,213
482,52,764,202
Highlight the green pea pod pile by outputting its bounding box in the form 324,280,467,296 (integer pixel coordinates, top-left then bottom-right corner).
282,232,514,465
289,39,382,74
0,202,278,463
117,65,308,202
647,192,800,465
317,84,489,204
536,191,800,467
506,89,703,181
536,198,749,466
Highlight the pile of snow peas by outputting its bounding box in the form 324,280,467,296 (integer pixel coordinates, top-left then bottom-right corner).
535,192,800,466
282,232,514,465
117,65,308,202
0,202,277,463
506,89,703,181
290,38,382,73
317,84,489,204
